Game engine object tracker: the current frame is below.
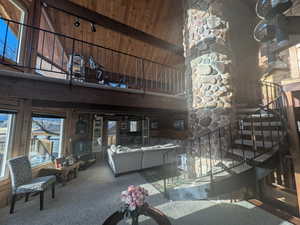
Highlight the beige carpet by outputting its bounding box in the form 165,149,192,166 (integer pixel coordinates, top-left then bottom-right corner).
0,161,293,225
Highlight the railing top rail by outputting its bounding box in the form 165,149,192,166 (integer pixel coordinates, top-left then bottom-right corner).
0,16,182,71
260,80,282,88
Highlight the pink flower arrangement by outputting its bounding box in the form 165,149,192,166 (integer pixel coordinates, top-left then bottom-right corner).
121,185,149,211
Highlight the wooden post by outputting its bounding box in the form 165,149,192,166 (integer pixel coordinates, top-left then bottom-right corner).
285,91,300,215
288,46,300,79
102,119,108,159
62,109,74,156
24,0,42,72
11,99,32,157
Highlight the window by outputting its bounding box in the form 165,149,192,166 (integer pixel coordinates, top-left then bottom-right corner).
36,56,67,79
107,121,117,146
173,119,185,131
29,116,64,166
0,0,26,62
130,121,139,132
0,112,15,177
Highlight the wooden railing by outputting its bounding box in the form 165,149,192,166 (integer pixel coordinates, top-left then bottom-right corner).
0,17,185,95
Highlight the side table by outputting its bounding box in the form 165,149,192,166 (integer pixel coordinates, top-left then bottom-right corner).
38,161,82,185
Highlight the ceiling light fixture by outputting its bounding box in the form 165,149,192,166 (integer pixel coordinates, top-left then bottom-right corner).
74,17,80,27
91,23,96,32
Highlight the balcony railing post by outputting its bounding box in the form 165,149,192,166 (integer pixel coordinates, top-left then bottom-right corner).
2,21,9,61
251,114,256,158
260,109,265,150
142,59,145,92
198,137,202,176
40,31,46,70
69,38,75,85
229,123,234,166
218,128,223,165
155,64,158,92
50,34,56,71
266,84,270,110
208,133,213,183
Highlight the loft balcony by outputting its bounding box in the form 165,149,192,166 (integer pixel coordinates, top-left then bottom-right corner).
0,17,186,111
1,0,300,224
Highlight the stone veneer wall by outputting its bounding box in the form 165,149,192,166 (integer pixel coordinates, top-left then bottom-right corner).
183,0,259,176
184,0,235,149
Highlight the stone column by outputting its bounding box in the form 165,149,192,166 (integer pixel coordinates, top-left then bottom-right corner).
183,0,235,173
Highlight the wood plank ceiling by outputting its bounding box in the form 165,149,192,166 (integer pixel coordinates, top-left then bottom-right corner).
44,0,184,67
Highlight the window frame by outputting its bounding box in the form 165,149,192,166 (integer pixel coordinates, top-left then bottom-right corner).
29,114,65,167
129,120,139,133
0,0,27,63
0,111,16,179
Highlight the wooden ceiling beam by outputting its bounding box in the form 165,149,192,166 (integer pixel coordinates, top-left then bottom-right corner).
40,0,184,56
32,100,186,116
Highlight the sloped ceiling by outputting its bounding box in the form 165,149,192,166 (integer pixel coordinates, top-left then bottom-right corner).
44,0,184,66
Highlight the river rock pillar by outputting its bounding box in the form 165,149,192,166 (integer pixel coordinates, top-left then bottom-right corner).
184,0,236,171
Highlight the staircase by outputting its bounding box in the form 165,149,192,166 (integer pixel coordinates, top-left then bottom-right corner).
163,81,289,200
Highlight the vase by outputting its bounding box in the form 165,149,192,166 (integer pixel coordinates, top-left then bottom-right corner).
131,215,139,225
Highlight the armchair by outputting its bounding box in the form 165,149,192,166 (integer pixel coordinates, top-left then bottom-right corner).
7,156,56,214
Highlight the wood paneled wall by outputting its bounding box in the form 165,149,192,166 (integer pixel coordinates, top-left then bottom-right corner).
0,97,74,208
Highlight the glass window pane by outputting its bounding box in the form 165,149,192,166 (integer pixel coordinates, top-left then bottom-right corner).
0,0,25,62
0,113,14,177
36,56,67,79
30,116,64,167
130,121,138,132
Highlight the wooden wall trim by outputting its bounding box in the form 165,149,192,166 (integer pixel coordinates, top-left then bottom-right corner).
286,91,300,215
0,70,187,111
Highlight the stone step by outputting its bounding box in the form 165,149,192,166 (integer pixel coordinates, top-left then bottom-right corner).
239,116,278,123
242,121,282,127
237,113,274,119
230,163,252,174
238,130,282,137
230,148,276,163
234,139,275,148
236,108,261,114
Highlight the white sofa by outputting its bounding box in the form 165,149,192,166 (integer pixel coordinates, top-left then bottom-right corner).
107,144,180,176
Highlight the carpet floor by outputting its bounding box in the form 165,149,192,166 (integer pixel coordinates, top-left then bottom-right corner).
0,161,293,225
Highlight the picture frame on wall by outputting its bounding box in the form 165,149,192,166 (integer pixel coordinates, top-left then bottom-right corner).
173,119,185,131
150,120,159,129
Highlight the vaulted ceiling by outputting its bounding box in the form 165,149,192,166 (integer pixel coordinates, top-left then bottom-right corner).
44,0,184,66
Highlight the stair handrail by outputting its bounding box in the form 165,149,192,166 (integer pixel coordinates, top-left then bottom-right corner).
163,80,289,198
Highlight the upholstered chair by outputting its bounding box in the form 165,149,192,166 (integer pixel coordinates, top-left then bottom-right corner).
7,156,56,214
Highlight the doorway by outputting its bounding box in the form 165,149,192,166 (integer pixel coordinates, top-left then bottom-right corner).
107,120,117,146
